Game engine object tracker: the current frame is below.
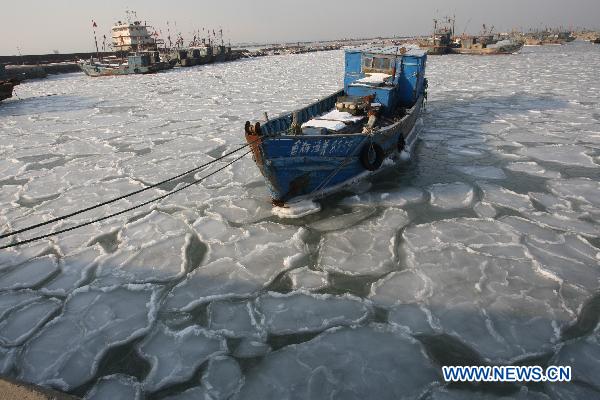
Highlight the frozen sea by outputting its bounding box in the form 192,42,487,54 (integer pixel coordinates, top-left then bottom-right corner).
0,42,599,399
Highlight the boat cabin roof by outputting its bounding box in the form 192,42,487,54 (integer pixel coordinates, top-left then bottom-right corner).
345,45,426,58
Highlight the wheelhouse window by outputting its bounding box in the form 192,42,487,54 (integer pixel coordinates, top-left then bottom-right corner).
373,57,391,70
362,55,394,74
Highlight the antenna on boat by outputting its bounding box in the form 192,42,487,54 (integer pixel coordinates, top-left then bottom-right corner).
392,46,399,82
91,20,100,60
167,21,172,49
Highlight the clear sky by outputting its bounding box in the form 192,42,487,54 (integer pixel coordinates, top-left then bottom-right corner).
2,0,599,55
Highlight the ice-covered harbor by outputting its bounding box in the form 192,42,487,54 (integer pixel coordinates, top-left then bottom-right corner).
0,42,599,399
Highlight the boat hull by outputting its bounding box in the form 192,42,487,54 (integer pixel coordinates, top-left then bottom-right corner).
0,79,19,102
246,95,424,204
78,62,171,77
420,45,450,55
451,43,523,55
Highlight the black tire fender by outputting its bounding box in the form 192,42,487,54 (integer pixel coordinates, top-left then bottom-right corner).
360,142,385,171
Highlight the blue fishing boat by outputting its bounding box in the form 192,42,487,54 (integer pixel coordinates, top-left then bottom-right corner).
244,46,427,215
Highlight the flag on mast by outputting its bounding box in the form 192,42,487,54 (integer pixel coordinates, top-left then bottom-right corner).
91,20,99,56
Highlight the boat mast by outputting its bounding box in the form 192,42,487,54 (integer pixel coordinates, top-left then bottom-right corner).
92,20,100,59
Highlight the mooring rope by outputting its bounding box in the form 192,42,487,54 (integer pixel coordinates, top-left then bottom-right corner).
0,150,252,250
0,138,260,241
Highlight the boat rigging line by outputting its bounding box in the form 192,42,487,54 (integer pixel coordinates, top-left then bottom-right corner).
0,139,259,242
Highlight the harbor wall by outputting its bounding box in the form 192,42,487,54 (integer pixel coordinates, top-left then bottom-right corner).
0,52,117,66
0,52,118,80
1,64,81,80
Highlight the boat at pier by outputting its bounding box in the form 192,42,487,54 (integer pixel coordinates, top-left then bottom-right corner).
452,35,523,54
419,18,455,55
0,79,19,102
79,17,173,77
171,44,238,67
0,65,20,103
79,51,172,77
244,46,427,216
451,24,523,55
169,28,240,67
524,31,575,46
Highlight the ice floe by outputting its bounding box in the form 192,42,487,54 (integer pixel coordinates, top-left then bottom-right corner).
202,356,243,400
307,208,376,232
84,374,142,400
138,323,227,392
473,201,497,218
0,298,62,346
477,182,535,213
288,267,328,291
340,187,425,207
208,300,262,338
0,255,59,290
233,338,271,359
164,220,308,311
0,346,15,374
428,182,474,210
20,285,159,390
520,144,597,168
318,208,409,276
505,161,561,179
163,386,210,400
163,258,262,312
42,246,101,295
237,325,439,400
428,387,550,399
455,165,507,180
546,331,600,400
372,218,586,362
256,292,370,335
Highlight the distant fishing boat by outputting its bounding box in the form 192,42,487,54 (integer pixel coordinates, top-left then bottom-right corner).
449,23,523,55
0,79,19,103
0,65,19,103
78,52,172,77
419,17,454,55
79,15,173,77
452,36,523,55
524,31,575,46
171,44,238,67
244,46,427,216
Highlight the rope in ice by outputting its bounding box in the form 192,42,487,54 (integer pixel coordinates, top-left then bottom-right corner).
1,150,251,250
0,150,252,250
0,139,260,242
